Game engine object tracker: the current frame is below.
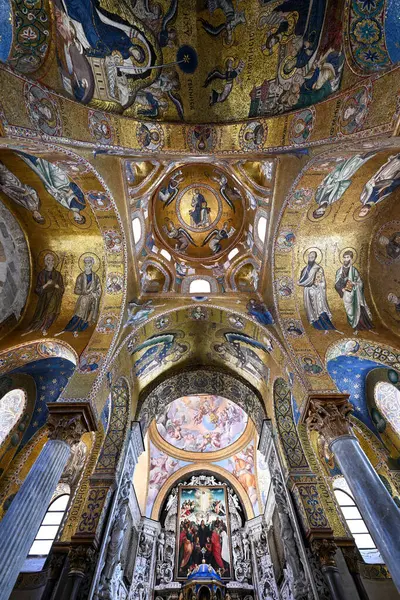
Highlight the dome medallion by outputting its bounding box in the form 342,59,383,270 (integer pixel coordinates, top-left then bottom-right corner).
153,164,245,261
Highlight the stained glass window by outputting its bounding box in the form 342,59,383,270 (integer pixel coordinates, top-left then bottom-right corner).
375,382,400,437
28,494,70,557
0,389,26,445
333,478,383,564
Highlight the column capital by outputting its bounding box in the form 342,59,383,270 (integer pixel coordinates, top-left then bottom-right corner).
68,544,96,576
311,538,338,568
301,393,354,446
47,402,97,446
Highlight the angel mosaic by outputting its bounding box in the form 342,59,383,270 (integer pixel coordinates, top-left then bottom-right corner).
131,332,189,378
159,170,184,207
214,332,270,380
202,221,236,254
162,219,197,253
204,58,245,106
17,152,87,225
211,171,241,211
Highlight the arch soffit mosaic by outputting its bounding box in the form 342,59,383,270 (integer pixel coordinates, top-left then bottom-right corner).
0,138,127,412
89,302,303,415
0,64,398,156
272,146,400,403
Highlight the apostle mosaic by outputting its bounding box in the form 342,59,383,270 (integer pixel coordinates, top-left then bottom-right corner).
335,250,373,332
56,255,101,337
23,253,65,336
298,250,336,331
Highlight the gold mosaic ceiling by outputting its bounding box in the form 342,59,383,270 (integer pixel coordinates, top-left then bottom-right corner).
46,0,346,122
153,164,245,261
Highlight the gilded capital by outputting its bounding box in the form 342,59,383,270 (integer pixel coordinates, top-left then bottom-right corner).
311,538,337,568
68,545,96,576
302,394,353,446
47,402,97,446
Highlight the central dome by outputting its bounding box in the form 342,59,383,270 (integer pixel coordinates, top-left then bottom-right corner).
153,164,245,261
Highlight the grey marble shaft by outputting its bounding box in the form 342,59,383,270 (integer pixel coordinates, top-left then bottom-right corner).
331,435,400,592
0,439,71,600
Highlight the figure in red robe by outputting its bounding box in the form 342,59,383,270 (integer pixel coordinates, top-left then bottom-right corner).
211,530,224,570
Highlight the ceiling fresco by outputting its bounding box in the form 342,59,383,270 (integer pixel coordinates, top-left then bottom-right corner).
155,395,249,454
142,416,265,519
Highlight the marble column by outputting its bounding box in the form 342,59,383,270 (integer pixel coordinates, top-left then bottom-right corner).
59,545,96,600
305,394,400,592
312,539,347,600
0,402,95,600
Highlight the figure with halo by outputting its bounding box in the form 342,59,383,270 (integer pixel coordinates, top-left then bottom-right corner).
298,250,337,332
334,250,373,332
23,253,65,336
56,255,101,337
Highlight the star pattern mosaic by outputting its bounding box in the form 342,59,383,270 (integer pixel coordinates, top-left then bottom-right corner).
12,357,75,451
327,355,383,438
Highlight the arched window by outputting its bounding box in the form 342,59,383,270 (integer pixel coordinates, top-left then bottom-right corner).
189,279,211,294
374,381,400,437
28,494,70,557
0,389,26,445
228,247,239,261
333,478,383,564
160,248,171,261
257,216,267,244
132,217,142,245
